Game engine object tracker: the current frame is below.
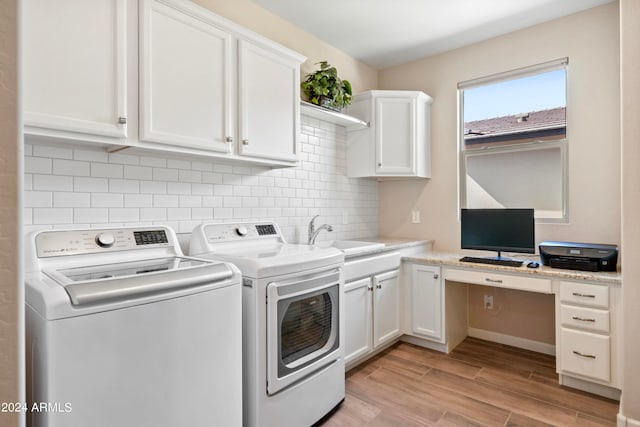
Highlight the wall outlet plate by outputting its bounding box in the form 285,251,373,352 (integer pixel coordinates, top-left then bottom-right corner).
484,294,494,310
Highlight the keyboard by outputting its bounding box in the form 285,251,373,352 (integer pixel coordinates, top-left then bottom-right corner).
459,256,523,267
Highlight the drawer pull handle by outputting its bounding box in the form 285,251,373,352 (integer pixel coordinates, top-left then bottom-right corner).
485,278,503,284
572,292,596,298
572,316,596,322
573,350,596,359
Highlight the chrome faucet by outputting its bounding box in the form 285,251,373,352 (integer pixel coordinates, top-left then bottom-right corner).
308,214,333,245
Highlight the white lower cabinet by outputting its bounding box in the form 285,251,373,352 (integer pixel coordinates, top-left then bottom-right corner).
344,277,373,364
344,269,401,365
556,280,620,390
409,264,444,342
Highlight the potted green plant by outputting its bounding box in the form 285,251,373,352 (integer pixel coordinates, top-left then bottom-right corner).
301,61,352,111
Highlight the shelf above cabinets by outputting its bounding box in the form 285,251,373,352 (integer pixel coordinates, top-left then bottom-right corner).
300,101,369,130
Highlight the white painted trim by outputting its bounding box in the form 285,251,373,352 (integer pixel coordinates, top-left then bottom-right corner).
467,327,556,355
617,414,640,427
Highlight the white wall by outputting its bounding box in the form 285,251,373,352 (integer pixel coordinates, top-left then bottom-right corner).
377,3,621,251
24,116,379,247
620,0,640,422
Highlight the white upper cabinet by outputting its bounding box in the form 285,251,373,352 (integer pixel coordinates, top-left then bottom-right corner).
23,0,128,141
23,0,305,167
237,40,300,163
347,90,432,178
139,0,232,153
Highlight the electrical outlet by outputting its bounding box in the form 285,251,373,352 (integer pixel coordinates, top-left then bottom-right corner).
411,210,421,223
484,295,494,310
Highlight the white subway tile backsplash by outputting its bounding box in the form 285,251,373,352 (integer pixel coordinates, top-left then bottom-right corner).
139,156,166,168
74,148,109,162
92,163,123,179
74,208,108,224
74,177,109,193
91,193,123,208
153,195,179,208
109,208,140,223
124,165,153,180
53,159,90,176
125,193,153,208
33,174,73,191
34,208,73,224
109,152,139,165
109,179,140,194
24,116,378,243
25,191,52,208
25,157,52,174
54,192,90,208
167,159,191,170
153,168,179,182
140,208,167,221
33,144,73,159
140,181,167,194
179,196,201,208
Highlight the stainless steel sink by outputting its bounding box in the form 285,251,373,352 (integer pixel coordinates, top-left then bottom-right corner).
315,240,385,255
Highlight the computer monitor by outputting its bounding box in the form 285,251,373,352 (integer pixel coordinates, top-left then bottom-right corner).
461,208,535,258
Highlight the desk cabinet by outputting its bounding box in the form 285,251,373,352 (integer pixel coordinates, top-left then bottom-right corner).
557,280,619,389
409,264,444,342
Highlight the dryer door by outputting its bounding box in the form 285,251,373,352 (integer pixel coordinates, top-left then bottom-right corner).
266,268,342,395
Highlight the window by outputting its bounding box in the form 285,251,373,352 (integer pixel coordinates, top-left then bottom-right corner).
458,59,568,222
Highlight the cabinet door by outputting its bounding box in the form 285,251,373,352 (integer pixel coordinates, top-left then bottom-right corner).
344,278,373,365
375,97,416,175
237,40,299,163
411,264,444,342
139,0,232,153
23,0,127,139
373,269,401,348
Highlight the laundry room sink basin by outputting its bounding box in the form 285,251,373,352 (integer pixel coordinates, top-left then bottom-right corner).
315,240,385,256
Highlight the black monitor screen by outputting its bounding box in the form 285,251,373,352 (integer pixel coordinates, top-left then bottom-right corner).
461,208,535,254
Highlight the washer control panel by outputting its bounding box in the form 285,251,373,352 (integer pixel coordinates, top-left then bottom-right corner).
36,227,172,258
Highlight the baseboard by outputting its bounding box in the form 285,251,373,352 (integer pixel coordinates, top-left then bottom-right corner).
617,413,640,427
467,327,556,355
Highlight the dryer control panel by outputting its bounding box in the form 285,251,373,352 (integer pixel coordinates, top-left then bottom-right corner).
202,222,281,244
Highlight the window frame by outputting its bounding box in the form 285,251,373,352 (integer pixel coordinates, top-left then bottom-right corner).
457,58,569,223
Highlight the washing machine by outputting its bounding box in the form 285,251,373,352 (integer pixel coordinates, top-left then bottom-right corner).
190,221,345,427
25,225,242,427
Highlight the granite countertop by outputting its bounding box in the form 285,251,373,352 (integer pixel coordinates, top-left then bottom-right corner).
404,252,622,285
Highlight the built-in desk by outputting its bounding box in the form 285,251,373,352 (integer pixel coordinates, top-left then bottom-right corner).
402,252,622,399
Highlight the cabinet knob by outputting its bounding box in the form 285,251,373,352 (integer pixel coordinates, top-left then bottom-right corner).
242,139,249,145
118,117,127,124
367,285,373,292
378,162,382,167
433,274,439,279
225,136,233,143
376,284,382,289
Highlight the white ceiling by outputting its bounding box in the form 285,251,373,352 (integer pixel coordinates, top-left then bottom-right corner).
252,0,615,69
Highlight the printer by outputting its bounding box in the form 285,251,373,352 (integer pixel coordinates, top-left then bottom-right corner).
539,241,618,272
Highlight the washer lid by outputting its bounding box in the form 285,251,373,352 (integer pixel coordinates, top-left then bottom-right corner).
44,257,234,306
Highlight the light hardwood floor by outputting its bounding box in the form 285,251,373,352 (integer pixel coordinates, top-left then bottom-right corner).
321,337,618,426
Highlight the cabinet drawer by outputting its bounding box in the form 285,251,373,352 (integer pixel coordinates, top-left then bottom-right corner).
559,281,609,309
560,328,610,382
445,268,551,294
560,305,609,334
